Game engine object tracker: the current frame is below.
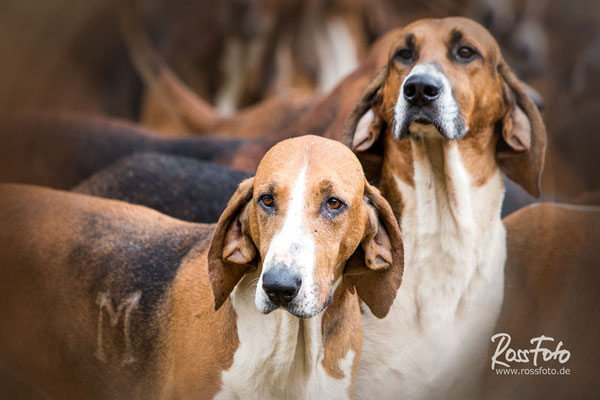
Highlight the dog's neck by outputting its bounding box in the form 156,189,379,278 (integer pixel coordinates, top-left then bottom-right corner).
220,272,357,399
356,126,506,399
380,124,506,325
234,273,326,375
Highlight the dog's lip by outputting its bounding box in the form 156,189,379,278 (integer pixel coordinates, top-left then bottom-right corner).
396,108,447,139
402,111,438,133
404,108,436,125
396,101,467,140
286,294,333,319
261,302,309,318
259,301,278,315
412,117,433,125
261,299,330,319
283,303,318,319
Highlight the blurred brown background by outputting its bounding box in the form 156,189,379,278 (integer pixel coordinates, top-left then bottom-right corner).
1,0,599,199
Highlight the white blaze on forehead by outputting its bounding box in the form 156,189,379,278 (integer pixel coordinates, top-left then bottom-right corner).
265,164,312,266
257,163,318,312
393,62,464,139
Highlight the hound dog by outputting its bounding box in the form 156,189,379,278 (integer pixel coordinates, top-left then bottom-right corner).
341,17,546,399
485,203,600,399
0,136,403,399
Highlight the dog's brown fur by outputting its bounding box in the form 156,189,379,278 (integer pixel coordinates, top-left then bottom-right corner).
119,3,399,140
343,17,546,220
0,136,403,398
338,17,597,400
0,30,397,186
484,203,600,399
0,113,248,189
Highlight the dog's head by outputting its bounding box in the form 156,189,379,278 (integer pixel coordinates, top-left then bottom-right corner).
344,17,546,196
208,136,403,319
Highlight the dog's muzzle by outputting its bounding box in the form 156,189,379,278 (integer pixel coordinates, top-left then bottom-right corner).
394,64,466,140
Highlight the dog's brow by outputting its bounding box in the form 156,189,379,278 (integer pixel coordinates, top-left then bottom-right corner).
257,182,277,197
449,29,463,46
405,33,416,49
319,180,334,195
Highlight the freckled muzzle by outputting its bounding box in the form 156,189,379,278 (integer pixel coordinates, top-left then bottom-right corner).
256,257,327,319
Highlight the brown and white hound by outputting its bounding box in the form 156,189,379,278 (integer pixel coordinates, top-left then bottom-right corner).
0,136,403,399
341,17,546,399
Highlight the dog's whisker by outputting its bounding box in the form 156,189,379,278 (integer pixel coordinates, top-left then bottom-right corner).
383,105,396,115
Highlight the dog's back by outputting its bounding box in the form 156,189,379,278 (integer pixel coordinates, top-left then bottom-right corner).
72,152,252,224
0,113,247,189
0,184,213,398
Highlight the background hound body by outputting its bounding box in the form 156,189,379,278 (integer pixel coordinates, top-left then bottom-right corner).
485,202,600,399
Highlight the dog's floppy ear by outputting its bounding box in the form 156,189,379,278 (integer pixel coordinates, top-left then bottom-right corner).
497,62,547,197
344,181,404,318
342,67,387,152
208,178,257,310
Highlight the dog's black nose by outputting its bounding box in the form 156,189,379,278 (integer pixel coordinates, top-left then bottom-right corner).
262,267,301,304
403,74,442,106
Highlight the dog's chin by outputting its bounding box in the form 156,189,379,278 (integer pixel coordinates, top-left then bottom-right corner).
283,305,320,319
290,291,335,319
258,297,332,319
395,109,465,140
257,301,278,315
396,112,443,139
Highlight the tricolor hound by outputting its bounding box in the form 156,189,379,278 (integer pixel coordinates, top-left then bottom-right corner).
0,136,403,399
342,17,546,399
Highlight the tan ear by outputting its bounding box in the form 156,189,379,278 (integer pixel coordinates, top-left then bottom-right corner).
342,67,387,152
344,182,404,318
496,62,547,197
208,178,257,310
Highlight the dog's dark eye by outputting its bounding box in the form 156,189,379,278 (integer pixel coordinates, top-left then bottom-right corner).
326,197,342,210
259,194,275,209
394,48,413,63
456,46,477,61
323,196,346,216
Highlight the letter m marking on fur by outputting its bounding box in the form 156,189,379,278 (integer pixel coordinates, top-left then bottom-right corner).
94,290,141,366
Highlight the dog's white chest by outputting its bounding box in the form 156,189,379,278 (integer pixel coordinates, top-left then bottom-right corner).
214,282,354,400
356,142,506,400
